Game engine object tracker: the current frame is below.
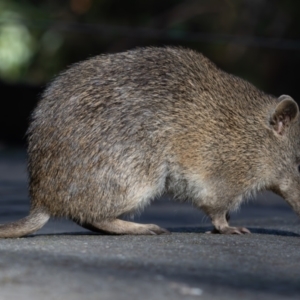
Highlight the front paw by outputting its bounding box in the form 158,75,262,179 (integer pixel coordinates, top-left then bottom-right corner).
206,226,251,235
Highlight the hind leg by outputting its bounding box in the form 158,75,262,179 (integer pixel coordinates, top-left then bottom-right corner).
76,219,170,235
73,164,170,235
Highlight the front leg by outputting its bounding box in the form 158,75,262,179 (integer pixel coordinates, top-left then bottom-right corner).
206,211,251,235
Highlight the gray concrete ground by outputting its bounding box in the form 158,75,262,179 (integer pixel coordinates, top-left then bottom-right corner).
0,149,300,300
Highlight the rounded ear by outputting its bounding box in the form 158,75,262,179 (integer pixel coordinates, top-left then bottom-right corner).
270,95,299,135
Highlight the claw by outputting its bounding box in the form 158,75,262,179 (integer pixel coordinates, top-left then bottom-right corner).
146,224,171,235
240,227,251,234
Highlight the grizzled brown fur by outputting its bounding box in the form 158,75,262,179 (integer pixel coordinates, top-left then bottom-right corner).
1,47,300,237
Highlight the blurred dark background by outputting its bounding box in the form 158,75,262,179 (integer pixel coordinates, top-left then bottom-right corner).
1,0,300,147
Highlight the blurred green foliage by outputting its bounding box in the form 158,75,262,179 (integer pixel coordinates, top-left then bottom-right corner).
0,0,300,96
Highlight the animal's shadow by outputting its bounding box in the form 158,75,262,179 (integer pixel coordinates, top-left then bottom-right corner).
32,226,300,237
170,226,300,237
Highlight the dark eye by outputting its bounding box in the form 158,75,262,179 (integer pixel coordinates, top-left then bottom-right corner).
298,165,300,173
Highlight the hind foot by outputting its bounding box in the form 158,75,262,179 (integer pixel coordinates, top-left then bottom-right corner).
77,219,170,235
206,226,251,235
